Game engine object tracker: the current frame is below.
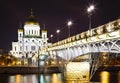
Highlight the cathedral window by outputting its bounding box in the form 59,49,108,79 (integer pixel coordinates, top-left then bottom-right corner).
32,40,34,42
26,46,28,50
29,30,30,35
44,34,45,38
14,46,16,51
31,46,35,50
19,52,22,54
20,34,21,37
20,46,22,51
32,30,33,34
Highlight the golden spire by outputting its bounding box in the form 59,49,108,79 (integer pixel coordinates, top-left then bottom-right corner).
30,8,33,16
18,22,23,32
43,24,46,29
42,24,47,32
25,8,39,25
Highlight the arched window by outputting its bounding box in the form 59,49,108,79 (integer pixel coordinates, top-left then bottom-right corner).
29,30,30,35
32,30,33,34
14,46,16,51
20,33,21,37
35,30,36,34
44,34,46,39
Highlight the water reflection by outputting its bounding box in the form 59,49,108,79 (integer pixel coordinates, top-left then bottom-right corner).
118,71,120,83
100,71,110,83
6,73,63,83
0,71,119,83
15,75,21,83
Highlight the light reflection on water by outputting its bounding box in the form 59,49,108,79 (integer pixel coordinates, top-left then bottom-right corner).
0,71,119,83
100,71,110,83
6,73,63,83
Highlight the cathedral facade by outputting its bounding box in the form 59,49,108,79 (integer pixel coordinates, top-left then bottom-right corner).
10,13,48,58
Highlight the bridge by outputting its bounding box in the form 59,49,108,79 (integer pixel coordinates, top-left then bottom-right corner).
40,18,120,82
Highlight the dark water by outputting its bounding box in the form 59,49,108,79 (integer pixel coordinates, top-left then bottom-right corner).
0,71,119,83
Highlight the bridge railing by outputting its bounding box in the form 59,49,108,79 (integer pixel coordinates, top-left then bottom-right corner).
41,18,120,52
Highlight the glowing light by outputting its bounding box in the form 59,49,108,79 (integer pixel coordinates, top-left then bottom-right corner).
50,34,53,37
87,5,95,13
100,71,110,83
56,29,60,33
15,75,21,83
67,21,72,26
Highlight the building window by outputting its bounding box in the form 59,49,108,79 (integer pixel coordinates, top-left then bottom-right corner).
19,52,22,54
32,40,34,42
44,34,46,39
20,34,21,37
32,30,33,34
29,30,30,35
26,46,28,50
14,46,16,51
20,46,22,51
31,46,35,50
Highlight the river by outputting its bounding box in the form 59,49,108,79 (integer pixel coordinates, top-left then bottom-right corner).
0,71,119,83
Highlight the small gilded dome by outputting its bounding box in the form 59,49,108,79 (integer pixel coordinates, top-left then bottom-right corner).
42,29,47,32
18,28,23,32
18,25,23,32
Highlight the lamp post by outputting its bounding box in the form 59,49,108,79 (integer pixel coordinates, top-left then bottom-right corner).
87,5,95,36
67,21,72,37
38,46,40,83
87,5,95,81
56,29,60,42
50,34,53,43
33,41,40,83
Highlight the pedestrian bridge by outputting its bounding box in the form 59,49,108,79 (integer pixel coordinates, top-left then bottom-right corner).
40,18,120,81
41,18,120,60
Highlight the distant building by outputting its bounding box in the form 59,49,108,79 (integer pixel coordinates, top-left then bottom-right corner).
10,12,48,58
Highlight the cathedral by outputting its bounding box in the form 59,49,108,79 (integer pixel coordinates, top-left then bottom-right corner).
10,12,48,58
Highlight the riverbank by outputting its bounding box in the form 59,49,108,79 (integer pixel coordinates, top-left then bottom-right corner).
0,65,60,74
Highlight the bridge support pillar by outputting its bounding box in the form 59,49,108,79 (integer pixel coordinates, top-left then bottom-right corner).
65,62,90,82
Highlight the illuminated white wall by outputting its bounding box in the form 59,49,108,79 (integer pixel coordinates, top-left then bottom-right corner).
24,24,40,36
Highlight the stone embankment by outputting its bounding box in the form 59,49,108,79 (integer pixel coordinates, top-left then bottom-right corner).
0,65,60,74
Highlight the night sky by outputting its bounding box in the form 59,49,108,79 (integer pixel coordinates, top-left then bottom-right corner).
0,0,120,52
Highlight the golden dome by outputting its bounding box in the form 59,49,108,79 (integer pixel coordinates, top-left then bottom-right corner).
25,14,39,25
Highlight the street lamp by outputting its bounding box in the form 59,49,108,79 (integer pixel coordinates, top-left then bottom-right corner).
37,46,40,83
50,34,53,43
87,5,95,36
67,21,72,37
56,29,60,42
32,41,40,83
87,5,95,80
